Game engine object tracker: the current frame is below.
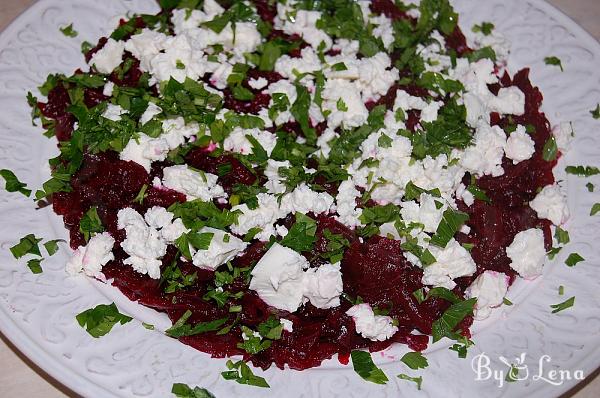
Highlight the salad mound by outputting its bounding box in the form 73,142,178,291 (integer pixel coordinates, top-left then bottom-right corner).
23,0,570,378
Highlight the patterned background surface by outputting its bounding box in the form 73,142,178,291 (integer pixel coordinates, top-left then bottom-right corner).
0,0,599,397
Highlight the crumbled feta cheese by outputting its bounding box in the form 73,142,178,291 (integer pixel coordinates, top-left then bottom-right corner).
346,303,398,341
335,180,364,229
506,228,546,279
505,125,535,164
117,208,167,279
140,102,162,125
422,239,477,289
322,79,369,129
460,122,506,177
223,127,277,156
192,227,247,270
101,104,126,122
315,128,339,159
120,134,170,172
66,232,115,278
275,47,322,79
102,82,114,97
282,183,334,215
277,7,332,50
488,86,525,116
465,271,510,320
552,122,574,152
231,193,284,241
89,38,125,74
456,183,475,207
280,318,294,332
125,28,168,71
264,159,291,195
161,165,226,201
529,184,569,225
249,243,308,312
400,193,446,233
248,77,268,90
303,263,343,309
378,222,400,240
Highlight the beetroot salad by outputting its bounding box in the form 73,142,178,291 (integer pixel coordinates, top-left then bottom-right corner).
5,0,584,392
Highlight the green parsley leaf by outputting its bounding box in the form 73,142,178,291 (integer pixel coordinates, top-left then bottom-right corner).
429,209,469,248
134,184,148,204
558,285,565,296
232,85,255,101
171,383,215,398
467,46,497,63
565,253,584,267
188,232,214,251
565,165,600,176
290,84,316,144
397,373,423,390
27,258,43,274
431,298,477,342
351,350,388,385
550,296,575,314
10,234,43,259
257,316,284,340
165,310,229,338
331,62,348,71
413,288,426,304
505,365,519,382
336,98,348,111
280,213,317,253
554,227,570,245
377,133,393,148
591,104,600,119
544,56,564,72
79,207,104,242
542,137,558,161
169,200,240,230
404,181,441,201
426,287,461,304
503,297,513,306
237,326,272,354
400,352,429,370
586,182,595,192
142,323,155,330
467,184,491,203
59,23,78,38
76,303,132,338
472,22,494,35
221,359,270,388
591,203,600,216
547,246,562,260
0,169,31,197
43,239,64,256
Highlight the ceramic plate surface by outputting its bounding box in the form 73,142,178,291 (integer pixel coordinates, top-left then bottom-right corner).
0,0,599,397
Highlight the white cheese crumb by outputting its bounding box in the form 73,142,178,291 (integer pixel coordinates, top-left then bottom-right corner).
161,165,227,201
280,318,294,332
422,239,477,289
303,263,344,309
465,271,510,320
89,38,125,74
192,227,247,270
506,228,546,279
249,243,308,312
248,77,268,90
346,303,398,341
66,232,115,279
505,125,535,164
529,184,569,225
101,104,127,122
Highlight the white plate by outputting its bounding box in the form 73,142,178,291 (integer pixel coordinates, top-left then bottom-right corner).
1,0,599,397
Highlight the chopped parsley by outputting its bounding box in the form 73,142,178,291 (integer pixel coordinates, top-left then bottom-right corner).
171,383,215,398
400,351,429,370
27,258,43,274
59,23,78,38
10,234,43,259
472,22,495,35
591,104,600,119
350,350,388,385
503,298,513,306
505,365,519,382
0,169,31,197
79,207,104,242
542,137,558,161
221,360,270,388
565,253,584,267
586,182,595,192
165,310,228,338
429,209,469,248
544,56,564,71
550,296,575,314
565,165,600,177
431,298,477,342
554,227,570,245
76,303,133,338
280,213,317,253
590,203,600,216
397,373,423,390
